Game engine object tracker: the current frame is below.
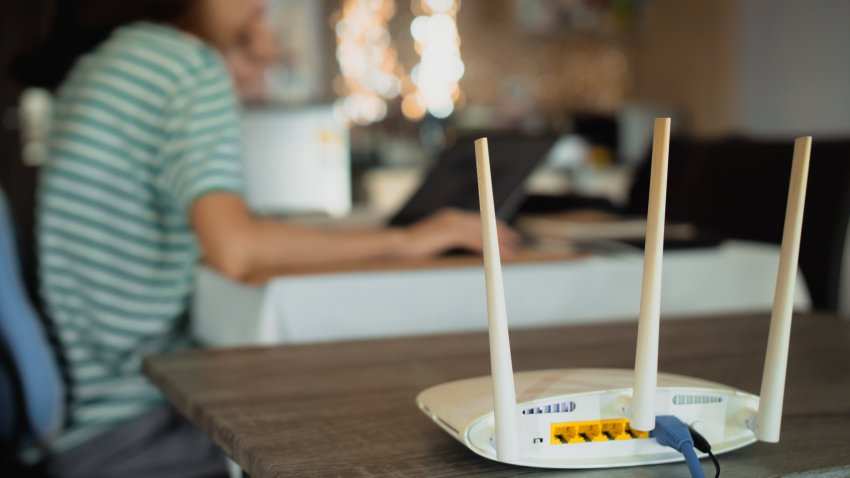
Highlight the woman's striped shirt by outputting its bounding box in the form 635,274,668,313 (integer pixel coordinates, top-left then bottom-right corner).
38,22,244,451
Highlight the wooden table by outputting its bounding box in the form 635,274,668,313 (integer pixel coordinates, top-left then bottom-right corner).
144,313,850,477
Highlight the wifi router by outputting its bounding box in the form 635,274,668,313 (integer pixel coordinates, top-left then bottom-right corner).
417,119,812,469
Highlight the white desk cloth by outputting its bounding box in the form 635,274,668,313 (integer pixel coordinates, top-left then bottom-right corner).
192,240,811,347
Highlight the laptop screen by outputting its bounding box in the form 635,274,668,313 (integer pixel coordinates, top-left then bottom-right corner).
389,134,557,226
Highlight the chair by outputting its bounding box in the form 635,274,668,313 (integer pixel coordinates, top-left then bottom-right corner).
0,186,64,464
626,136,850,313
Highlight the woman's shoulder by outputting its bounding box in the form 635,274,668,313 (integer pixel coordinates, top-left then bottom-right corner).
101,22,227,82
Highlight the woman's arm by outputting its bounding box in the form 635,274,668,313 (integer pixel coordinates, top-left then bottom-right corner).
191,192,518,280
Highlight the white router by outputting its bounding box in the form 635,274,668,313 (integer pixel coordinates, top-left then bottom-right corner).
416,118,813,469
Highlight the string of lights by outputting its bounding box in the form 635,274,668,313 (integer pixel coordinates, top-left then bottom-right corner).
402,0,465,121
333,0,403,125
334,0,465,125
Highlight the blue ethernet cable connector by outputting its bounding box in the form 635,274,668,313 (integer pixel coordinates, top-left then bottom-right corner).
652,415,704,478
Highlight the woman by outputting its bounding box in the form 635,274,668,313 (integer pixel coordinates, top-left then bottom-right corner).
225,13,279,103
22,0,517,476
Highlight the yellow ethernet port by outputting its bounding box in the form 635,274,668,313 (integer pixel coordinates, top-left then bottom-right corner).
550,419,650,445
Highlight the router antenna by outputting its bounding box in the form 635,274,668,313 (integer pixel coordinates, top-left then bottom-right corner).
474,138,520,462
756,136,812,443
630,118,671,432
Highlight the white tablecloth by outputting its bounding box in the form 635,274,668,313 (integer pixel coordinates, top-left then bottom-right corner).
192,241,811,346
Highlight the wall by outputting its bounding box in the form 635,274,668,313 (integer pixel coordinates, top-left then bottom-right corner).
455,0,632,115
630,0,741,138
386,0,634,117
740,0,850,138
631,0,850,138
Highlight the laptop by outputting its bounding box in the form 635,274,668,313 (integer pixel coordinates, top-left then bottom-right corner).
389,134,557,226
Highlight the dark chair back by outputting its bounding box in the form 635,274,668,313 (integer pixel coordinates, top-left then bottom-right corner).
628,137,850,311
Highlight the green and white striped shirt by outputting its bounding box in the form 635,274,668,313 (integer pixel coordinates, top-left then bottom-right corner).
38,22,244,450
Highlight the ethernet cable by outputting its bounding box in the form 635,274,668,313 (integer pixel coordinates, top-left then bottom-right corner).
652,415,705,478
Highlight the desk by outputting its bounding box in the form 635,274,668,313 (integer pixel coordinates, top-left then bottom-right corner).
145,313,850,477
192,241,811,346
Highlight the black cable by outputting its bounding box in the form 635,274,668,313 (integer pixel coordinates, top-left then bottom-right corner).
707,450,720,478
688,425,720,478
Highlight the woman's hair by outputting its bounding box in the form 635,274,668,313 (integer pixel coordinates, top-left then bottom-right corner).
14,0,196,90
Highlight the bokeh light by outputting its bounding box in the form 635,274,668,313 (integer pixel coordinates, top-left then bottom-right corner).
334,0,402,125
403,0,465,120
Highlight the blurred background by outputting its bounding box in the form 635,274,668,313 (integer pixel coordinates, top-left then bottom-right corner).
3,0,850,316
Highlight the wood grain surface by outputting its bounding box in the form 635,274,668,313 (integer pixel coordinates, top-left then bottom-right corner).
143,314,850,477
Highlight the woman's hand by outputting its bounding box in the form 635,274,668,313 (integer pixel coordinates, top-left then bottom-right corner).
399,208,520,258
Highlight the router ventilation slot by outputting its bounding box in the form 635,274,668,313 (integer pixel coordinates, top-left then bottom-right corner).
672,394,723,405
522,401,576,415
